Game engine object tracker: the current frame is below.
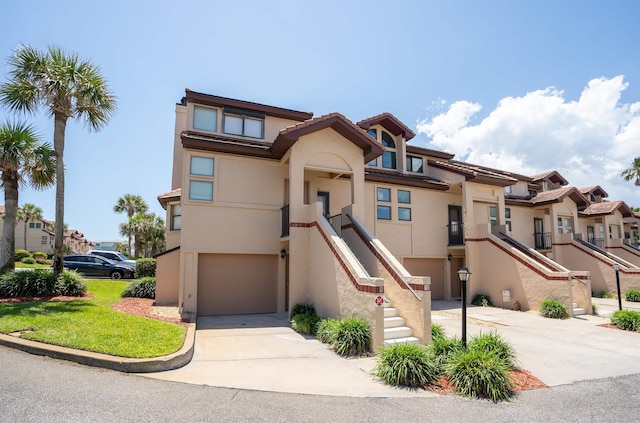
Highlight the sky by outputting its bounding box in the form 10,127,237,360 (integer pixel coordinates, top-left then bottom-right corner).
1,0,640,241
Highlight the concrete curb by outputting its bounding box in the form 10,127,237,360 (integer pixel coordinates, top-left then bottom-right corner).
0,322,195,373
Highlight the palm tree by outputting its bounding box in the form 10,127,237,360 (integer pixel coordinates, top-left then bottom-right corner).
16,203,43,250
113,194,148,257
621,157,640,186
119,220,135,256
140,213,165,257
0,121,55,273
0,44,117,274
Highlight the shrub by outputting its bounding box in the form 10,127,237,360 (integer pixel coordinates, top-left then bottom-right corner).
333,317,371,356
290,303,315,319
32,251,47,260
291,312,321,336
598,290,614,299
0,269,85,298
428,335,463,373
21,257,36,264
122,277,156,299
624,289,640,302
592,304,598,315
431,322,445,340
611,309,640,331
15,249,31,262
468,331,517,369
539,299,569,319
134,258,156,278
471,293,493,307
375,343,438,387
316,318,340,345
35,258,49,265
445,348,513,402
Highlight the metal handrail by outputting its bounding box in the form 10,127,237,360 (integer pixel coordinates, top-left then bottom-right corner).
347,214,422,302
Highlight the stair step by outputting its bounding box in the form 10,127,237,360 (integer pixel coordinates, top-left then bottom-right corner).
384,307,398,318
384,326,413,339
384,316,405,328
573,308,586,316
383,299,392,308
572,303,578,308
383,336,420,345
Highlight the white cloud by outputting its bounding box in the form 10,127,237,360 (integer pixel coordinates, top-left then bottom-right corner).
416,76,640,206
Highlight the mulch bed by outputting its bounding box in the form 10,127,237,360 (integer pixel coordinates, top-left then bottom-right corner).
422,368,547,395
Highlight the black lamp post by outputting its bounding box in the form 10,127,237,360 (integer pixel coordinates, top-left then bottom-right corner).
457,267,471,348
613,263,622,311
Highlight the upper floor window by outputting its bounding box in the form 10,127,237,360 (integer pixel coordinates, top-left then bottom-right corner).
28,222,42,229
504,186,512,194
189,156,215,201
223,112,264,138
193,106,218,132
489,205,497,226
558,217,572,234
381,131,396,169
377,187,391,202
170,204,182,231
546,181,554,191
366,129,378,166
406,155,423,173
505,207,512,231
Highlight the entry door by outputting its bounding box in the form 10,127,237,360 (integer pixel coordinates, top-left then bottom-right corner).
533,218,545,249
587,226,595,242
317,192,330,218
448,206,463,245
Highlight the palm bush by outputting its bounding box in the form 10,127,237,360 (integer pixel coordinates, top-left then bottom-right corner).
59,270,87,296
375,343,438,387
291,312,321,336
290,303,315,319
598,290,614,299
122,277,156,299
468,331,517,369
624,289,640,302
431,322,445,340
316,318,340,344
333,317,371,356
539,299,569,319
471,293,493,307
445,348,513,402
611,309,640,331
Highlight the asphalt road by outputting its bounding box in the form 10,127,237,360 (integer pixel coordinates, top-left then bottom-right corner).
2,346,640,422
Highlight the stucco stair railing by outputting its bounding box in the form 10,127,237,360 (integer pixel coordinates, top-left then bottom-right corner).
575,238,638,269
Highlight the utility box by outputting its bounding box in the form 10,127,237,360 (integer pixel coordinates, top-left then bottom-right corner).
502,290,511,303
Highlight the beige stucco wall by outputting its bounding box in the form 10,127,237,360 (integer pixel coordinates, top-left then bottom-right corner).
608,240,640,267
508,205,548,248
155,248,180,305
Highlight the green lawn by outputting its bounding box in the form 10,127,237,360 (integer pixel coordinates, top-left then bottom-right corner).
15,262,51,269
0,280,186,358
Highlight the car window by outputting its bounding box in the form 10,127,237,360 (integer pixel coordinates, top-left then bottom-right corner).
94,257,109,264
69,256,85,262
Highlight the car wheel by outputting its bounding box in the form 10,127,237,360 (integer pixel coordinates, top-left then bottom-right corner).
110,271,123,280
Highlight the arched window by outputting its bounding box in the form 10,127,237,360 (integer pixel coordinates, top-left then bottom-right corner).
381,131,396,169
366,129,378,166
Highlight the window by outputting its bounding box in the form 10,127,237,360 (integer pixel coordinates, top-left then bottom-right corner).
377,187,391,202
504,186,512,194
41,236,47,245
366,130,378,166
505,208,512,231
489,205,497,226
170,204,182,231
377,205,391,220
28,222,41,229
406,155,423,173
381,131,396,169
546,181,554,191
223,113,264,138
398,207,411,221
189,156,215,201
398,190,411,204
528,190,537,196
193,106,217,132
557,217,572,234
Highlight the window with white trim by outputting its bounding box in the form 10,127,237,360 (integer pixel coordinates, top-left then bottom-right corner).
170,204,182,231
557,217,572,234
189,156,214,201
505,207,512,231
489,205,497,226
41,236,47,245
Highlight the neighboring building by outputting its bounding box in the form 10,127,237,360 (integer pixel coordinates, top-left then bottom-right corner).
0,206,94,254
93,240,122,251
156,90,640,348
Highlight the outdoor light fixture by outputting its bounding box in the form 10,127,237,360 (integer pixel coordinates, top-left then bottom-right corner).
280,249,287,260
457,267,471,348
613,263,622,311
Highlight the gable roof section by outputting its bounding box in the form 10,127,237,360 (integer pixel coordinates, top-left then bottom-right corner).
158,188,182,208
579,185,609,198
405,144,454,160
357,112,416,140
530,187,589,207
579,200,633,218
365,168,449,191
184,89,313,122
530,170,569,186
272,113,385,163
427,159,518,187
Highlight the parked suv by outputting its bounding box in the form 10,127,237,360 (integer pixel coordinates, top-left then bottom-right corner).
63,254,134,279
88,250,136,268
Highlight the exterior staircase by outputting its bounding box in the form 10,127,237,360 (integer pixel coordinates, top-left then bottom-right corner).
383,299,420,345
573,302,586,316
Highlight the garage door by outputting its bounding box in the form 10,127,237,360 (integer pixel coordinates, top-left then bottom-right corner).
402,258,445,300
197,254,278,316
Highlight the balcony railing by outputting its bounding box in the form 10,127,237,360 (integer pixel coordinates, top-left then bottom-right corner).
588,237,605,249
281,204,289,237
448,222,464,246
533,232,552,250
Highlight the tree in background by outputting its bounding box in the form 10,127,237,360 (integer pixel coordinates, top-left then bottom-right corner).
0,121,55,272
0,44,117,275
621,157,640,186
16,203,43,250
114,194,148,257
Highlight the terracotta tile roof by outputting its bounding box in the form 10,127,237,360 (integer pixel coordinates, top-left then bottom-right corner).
428,159,518,187
529,187,589,207
530,170,569,186
365,168,449,190
579,200,633,217
158,188,181,208
405,144,454,160
579,185,609,198
357,112,416,140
